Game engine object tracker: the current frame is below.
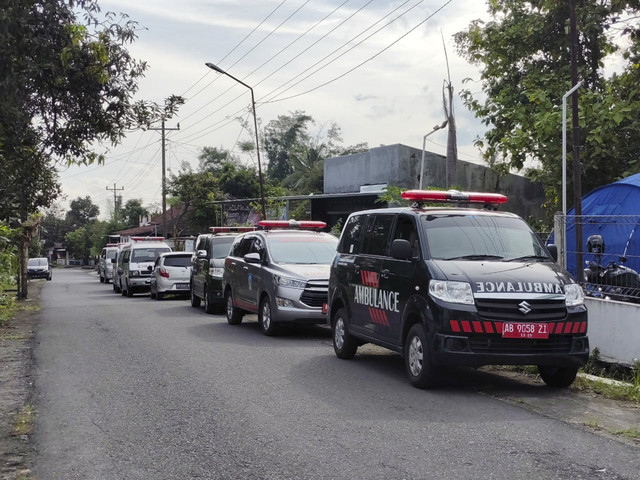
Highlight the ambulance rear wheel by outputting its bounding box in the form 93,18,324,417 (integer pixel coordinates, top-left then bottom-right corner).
538,366,578,388
332,308,357,359
404,324,438,389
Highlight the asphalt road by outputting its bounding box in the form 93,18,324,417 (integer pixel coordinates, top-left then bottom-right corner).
33,269,639,480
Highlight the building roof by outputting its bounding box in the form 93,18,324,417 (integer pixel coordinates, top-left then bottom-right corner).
114,204,194,237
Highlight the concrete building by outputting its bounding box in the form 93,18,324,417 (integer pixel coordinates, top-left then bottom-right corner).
324,144,545,220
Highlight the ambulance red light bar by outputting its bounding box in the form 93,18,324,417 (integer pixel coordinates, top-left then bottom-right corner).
208,226,257,233
130,236,165,241
105,243,119,247
258,220,327,230
401,190,508,204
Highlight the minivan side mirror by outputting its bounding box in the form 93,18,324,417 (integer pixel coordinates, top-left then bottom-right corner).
111,258,116,263
244,252,262,264
196,249,208,259
547,244,558,263
390,239,412,261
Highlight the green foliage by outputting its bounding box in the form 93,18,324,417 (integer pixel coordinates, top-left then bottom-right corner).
168,162,221,233
65,226,92,263
120,199,148,228
0,224,18,292
65,196,100,227
454,0,640,212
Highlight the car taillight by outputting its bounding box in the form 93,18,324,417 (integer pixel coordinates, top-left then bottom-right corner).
159,267,169,278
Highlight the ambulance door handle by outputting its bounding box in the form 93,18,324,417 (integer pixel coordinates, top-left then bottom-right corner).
243,266,249,271
380,269,389,279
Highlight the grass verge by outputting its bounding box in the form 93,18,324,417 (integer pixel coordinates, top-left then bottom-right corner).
12,405,35,436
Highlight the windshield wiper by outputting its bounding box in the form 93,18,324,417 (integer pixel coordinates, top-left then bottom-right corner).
506,255,549,262
443,254,504,261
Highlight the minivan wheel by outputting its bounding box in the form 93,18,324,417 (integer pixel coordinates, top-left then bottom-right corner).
99,274,105,283
259,296,278,336
225,290,243,325
190,285,201,308
204,285,216,314
404,324,438,389
332,308,357,359
538,366,578,388
125,281,133,297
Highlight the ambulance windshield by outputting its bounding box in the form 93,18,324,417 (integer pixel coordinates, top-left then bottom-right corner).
421,214,549,262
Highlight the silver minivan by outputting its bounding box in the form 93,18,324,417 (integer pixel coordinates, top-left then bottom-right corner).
223,220,339,336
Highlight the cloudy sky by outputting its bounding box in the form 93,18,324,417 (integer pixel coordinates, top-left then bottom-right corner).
58,0,492,218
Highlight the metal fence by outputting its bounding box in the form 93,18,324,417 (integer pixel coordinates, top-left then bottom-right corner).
553,214,640,304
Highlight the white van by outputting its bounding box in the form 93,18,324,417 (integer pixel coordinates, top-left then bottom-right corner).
117,237,172,297
98,244,120,284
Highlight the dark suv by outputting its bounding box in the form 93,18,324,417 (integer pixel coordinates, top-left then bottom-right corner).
190,228,255,313
328,190,588,389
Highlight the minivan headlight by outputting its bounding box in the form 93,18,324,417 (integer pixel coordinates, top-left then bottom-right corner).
429,280,474,305
209,267,224,278
564,283,584,306
274,275,307,289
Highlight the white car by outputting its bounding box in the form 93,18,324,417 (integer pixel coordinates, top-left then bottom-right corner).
150,252,192,300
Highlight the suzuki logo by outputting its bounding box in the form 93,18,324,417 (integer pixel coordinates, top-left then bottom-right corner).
519,301,532,315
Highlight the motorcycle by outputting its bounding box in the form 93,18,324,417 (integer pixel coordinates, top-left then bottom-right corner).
583,234,640,303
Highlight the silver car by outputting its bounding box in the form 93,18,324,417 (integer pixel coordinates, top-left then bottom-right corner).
223,221,339,336
150,252,192,300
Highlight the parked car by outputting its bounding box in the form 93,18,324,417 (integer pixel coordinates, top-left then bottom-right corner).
98,244,120,284
190,227,256,314
150,252,193,300
27,257,52,281
116,237,172,297
223,220,338,336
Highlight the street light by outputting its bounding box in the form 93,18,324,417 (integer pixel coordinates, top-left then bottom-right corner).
205,62,267,220
419,120,448,189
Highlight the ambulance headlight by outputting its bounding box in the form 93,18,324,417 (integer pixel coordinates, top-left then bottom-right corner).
564,283,584,306
429,280,474,305
274,275,307,289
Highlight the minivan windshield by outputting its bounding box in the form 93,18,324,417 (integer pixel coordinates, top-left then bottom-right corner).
131,247,171,263
421,214,549,262
28,258,48,266
268,235,338,264
211,237,235,259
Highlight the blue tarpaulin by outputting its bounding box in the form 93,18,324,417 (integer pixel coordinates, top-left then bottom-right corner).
560,173,640,278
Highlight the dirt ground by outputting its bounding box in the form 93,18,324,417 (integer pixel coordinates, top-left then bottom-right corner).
0,282,41,480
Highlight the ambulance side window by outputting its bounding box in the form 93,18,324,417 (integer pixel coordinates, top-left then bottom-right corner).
391,216,420,259
338,215,365,254
362,214,394,256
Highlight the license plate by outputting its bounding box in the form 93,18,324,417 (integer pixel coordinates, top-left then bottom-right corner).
176,283,189,289
502,322,549,339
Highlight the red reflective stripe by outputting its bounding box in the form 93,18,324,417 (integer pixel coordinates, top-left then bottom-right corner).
450,320,461,332
361,271,366,286
472,321,483,333
555,323,564,334
495,322,503,334
564,322,573,334
461,321,472,333
572,322,580,333
483,322,494,334
382,311,389,327
580,322,587,333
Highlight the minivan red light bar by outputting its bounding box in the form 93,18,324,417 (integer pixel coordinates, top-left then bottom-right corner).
131,236,165,241
401,190,508,204
208,226,257,233
259,220,327,230
105,243,119,247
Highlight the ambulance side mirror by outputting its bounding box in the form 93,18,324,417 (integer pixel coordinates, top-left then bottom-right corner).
547,244,558,263
390,239,412,261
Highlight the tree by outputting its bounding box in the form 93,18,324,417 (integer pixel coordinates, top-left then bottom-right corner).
198,146,235,176
120,199,148,228
454,0,640,215
65,226,92,264
0,0,183,297
66,196,100,227
263,111,313,181
168,163,221,234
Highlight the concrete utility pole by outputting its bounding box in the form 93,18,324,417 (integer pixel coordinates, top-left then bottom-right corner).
106,183,124,224
570,0,584,282
149,120,180,237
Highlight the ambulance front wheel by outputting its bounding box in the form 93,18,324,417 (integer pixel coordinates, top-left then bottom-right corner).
404,324,438,389
332,308,357,359
537,365,579,388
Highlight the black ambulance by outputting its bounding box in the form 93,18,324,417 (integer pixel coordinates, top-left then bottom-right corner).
327,190,588,389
